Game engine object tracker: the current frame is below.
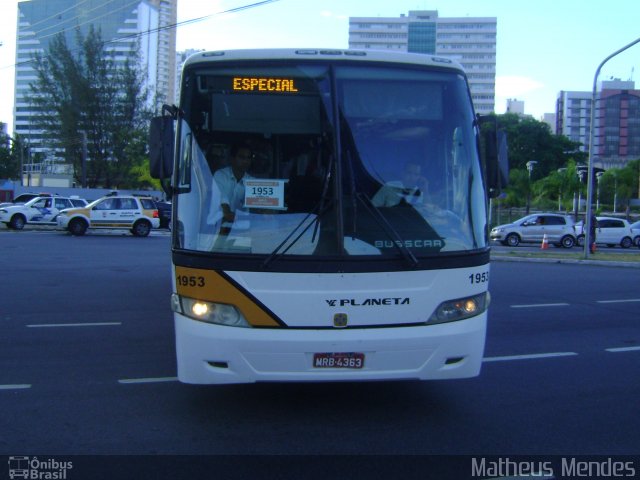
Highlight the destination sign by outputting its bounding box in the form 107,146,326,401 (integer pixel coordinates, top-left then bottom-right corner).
232,77,299,93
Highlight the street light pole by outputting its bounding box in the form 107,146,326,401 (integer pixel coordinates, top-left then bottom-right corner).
584,36,640,259
596,171,603,211
526,160,537,215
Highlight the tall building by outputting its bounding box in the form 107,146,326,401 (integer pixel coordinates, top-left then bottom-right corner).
149,0,177,106
556,90,592,152
595,79,640,169
13,0,177,158
348,10,497,114
174,49,203,105
540,113,556,133
506,98,525,115
556,80,640,168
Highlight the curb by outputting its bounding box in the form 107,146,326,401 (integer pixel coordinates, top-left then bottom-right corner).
491,254,640,268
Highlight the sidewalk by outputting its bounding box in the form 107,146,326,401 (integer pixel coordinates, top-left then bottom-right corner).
491,251,640,268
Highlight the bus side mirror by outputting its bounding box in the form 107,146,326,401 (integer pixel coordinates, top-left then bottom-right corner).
478,115,509,198
149,106,176,181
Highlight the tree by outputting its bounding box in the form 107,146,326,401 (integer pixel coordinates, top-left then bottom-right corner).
0,128,22,180
490,113,586,176
599,159,640,212
28,26,151,188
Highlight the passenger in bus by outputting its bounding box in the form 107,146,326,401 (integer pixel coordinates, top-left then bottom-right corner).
213,144,254,226
371,160,427,207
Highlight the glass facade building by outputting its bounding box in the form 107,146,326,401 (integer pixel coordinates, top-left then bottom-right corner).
13,0,176,158
557,81,640,168
348,10,497,114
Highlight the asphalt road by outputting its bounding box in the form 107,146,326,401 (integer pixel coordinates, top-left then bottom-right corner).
1,230,639,468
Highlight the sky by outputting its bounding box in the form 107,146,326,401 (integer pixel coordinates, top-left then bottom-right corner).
1,0,639,136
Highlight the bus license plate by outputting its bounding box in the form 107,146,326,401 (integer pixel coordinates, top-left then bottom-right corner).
313,352,364,369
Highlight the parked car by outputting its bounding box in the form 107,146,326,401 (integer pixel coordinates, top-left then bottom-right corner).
576,216,634,248
155,200,171,229
0,195,88,230
490,213,577,248
630,220,640,247
56,194,160,237
0,192,48,208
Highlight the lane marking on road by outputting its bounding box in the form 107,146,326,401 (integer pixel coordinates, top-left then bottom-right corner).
26,322,122,328
597,299,640,304
0,384,31,390
483,352,578,362
606,346,640,353
118,377,178,384
510,303,570,308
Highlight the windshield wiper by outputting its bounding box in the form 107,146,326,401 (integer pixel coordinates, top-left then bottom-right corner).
354,192,419,267
262,155,335,269
343,146,418,267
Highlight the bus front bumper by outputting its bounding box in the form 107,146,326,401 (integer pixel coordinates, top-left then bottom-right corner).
174,313,487,384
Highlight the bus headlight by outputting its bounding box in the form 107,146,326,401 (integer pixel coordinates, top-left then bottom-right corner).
428,292,489,324
172,294,250,327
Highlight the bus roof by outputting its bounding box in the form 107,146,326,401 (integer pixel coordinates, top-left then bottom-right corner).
182,48,465,73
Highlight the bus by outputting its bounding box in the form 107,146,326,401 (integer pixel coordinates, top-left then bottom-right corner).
150,49,507,384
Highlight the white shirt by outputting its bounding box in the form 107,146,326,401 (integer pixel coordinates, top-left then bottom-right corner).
371,181,424,207
213,166,254,214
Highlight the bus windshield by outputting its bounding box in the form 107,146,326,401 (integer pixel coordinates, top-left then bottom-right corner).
174,61,487,259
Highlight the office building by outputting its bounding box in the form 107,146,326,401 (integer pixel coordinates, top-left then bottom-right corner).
149,0,178,107
175,49,203,105
595,79,640,169
348,10,497,114
556,80,640,168
13,0,177,158
506,98,525,115
556,90,592,152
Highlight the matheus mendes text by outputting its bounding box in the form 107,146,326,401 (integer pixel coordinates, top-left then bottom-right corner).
471,457,636,478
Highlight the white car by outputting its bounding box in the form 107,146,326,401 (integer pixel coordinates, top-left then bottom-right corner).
630,221,640,247
577,216,634,249
56,194,160,237
0,195,87,230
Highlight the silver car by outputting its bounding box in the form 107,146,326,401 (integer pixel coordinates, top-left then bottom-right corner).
490,213,577,248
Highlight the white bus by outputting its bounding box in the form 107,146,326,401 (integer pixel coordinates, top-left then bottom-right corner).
150,49,507,384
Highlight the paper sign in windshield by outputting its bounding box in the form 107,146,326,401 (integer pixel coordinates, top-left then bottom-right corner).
244,179,288,210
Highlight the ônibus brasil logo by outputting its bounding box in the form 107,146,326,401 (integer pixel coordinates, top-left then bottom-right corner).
8,456,73,479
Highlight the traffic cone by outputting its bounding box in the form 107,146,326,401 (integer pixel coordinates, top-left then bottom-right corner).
541,233,549,250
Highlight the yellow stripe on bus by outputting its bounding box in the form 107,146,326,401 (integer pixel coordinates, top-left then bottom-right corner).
175,266,281,327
